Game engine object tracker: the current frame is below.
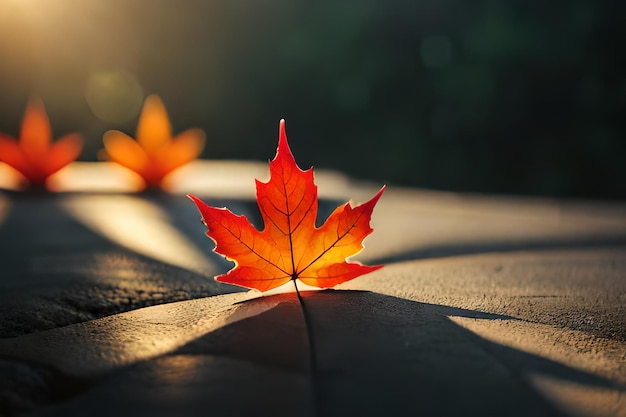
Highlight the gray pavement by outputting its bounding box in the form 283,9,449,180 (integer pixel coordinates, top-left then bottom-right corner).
0,162,625,416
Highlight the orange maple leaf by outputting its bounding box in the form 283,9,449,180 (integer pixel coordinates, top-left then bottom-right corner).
102,94,205,189
188,120,384,292
0,97,82,189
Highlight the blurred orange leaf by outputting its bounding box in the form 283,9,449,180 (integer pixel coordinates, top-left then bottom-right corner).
102,94,205,189
189,120,384,292
0,97,82,189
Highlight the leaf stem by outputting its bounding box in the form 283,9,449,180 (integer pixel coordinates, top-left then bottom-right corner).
293,279,321,416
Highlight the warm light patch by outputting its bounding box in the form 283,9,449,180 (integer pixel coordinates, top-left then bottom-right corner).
0,164,24,191
262,280,320,296
0,293,279,377
61,194,217,275
46,161,145,192
449,316,626,414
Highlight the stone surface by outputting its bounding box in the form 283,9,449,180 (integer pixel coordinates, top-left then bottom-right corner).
0,162,625,416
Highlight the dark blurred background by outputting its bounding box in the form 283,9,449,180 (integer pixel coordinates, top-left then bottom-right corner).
0,0,624,199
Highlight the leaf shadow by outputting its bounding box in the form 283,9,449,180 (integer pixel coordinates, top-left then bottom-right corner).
34,290,621,417
298,290,621,417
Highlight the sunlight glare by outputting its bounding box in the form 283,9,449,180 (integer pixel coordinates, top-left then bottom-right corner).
0,164,24,191
47,162,145,192
90,293,281,374
61,194,217,275
262,280,320,296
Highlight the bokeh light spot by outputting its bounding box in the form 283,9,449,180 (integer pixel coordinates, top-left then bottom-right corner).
420,35,453,69
85,70,143,123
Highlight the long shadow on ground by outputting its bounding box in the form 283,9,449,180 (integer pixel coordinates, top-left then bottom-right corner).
12,291,618,417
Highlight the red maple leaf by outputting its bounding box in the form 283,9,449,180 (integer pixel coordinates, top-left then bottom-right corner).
188,120,384,292
102,94,205,189
0,97,82,189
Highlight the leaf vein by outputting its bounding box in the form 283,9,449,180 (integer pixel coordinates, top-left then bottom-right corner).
214,218,290,276
297,209,366,277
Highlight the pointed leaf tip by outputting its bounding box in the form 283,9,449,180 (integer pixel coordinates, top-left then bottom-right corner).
373,184,387,203
278,119,287,145
137,94,171,148
21,96,52,154
187,194,202,206
276,118,294,162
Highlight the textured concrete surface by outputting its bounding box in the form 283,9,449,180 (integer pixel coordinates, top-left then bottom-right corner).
0,162,625,416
